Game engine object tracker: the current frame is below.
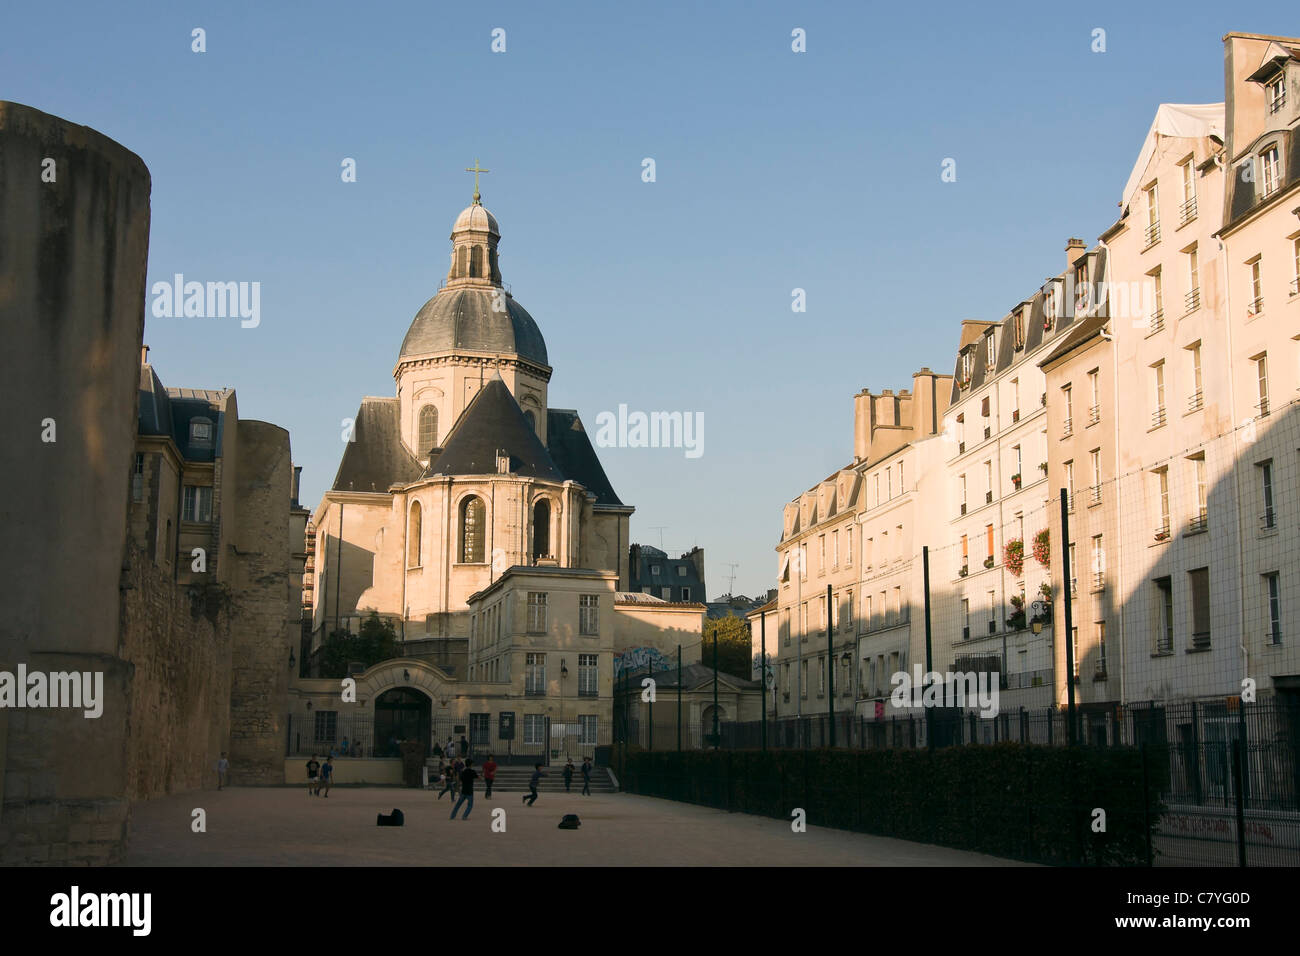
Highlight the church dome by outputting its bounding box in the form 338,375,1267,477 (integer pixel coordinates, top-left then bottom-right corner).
398,288,549,367
451,202,499,236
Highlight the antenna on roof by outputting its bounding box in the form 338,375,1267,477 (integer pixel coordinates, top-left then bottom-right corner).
723,562,740,597
647,526,667,549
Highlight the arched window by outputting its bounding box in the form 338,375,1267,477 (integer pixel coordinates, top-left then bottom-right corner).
407,501,422,568
470,246,483,278
460,496,485,563
456,246,468,277
533,499,551,560
417,405,438,454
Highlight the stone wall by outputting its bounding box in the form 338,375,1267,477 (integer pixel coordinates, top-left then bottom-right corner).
0,101,151,865
119,545,233,800
226,420,295,784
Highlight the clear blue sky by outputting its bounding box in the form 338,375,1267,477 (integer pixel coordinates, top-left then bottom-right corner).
5,1,1294,597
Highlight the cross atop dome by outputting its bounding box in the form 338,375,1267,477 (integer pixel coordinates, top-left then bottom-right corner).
465,158,489,204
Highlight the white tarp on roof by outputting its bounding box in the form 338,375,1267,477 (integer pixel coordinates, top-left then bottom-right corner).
1121,103,1224,211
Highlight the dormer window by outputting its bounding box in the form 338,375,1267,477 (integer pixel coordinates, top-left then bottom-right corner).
960,350,973,385
1044,287,1058,329
984,332,996,370
1266,74,1285,114
1013,308,1025,350
190,417,213,446
1259,144,1281,199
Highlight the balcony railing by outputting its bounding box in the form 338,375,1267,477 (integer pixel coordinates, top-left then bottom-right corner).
1089,485,1102,506
1092,571,1105,591
1184,287,1200,313
962,626,970,641
1062,417,1073,438
1260,510,1276,532
1291,277,1300,296
1247,296,1264,316
1069,578,1078,599
1269,88,1286,114
1144,221,1161,246
1178,195,1197,226
1151,407,1167,429
1153,523,1171,542
1257,398,1271,419
983,425,991,440
1188,510,1208,533
958,441,966,453
1012,408,1020,422
985,490,993,504
1267,626,1282,646
1187,389,1203,412
1066,492,1075,512
960,503,967,515
1148,310,1165,334
1191,631,1211,651
1088,404,1100,426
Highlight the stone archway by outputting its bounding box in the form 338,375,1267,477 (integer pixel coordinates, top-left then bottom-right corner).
373,687,432,758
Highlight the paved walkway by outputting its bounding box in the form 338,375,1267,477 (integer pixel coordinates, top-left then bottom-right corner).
124,786,1029,866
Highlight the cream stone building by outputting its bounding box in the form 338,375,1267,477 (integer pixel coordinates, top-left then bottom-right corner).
291,191,735,769
772,370,951,742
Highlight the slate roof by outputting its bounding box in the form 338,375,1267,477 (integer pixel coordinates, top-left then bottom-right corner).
331,397,423,492
426,379,564,481
546,408,625,507
399,288,549,368
136,364,229,461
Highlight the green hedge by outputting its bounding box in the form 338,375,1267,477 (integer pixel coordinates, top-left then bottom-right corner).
623,744,1162,865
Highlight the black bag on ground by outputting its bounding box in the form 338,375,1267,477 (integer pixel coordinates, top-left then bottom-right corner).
557,814,580,829
377,808,405,826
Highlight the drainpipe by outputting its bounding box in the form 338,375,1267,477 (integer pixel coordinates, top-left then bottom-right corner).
1216,228,1249,697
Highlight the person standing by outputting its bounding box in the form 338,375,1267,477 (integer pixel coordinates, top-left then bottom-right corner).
523,763,546,806
216,752,229,791
444,737,456,761
581,757,593,796
320,755,334,797
562,758,575,793
459,734,470,758
449,759,478,820
482,754,498,798
306,754,321,796
437,762,456,800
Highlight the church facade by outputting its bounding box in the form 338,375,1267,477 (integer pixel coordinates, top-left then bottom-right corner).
291,191,730,773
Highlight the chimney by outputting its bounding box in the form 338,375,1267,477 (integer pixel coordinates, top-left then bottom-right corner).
853,389,873,463
141,344,150,366
292,465,302,508
1066,238,1087,269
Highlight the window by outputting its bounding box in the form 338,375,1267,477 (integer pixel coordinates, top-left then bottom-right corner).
845,525,853,566
650,564,662,576
864,593,873,628
1154,467,1171,538
1185,246,1200,312
1014,309,1025,349
1096,622,1107,677
961,350,973,384
578,653,598,696
800,660,808,698
962,598,970,639
681,587,691,601
985,331,996,369
1151,362,1166,427
527,592,548,633
1264,573,1281,644
1259,461,1276,530
1150,268,1164,329
819,595,827,635
417,404,438,454
189,417,213,446
831,529,839,568
1155,577,1174,655
1011,377,1020,419
525,653,546,695
818,656,825,696
819,534,826,572
579,594,599,635
1144,182,1160,245
524,714,545,745
960,534,968,573
407,500,422,568
460,496,485,563
1178,155,1197,224
1069,543,1078,597
313,710,338,745
959,474,967,514
893,586,903,623
131,453,144,502
1293,236,1300,295
676,565,687,577
1190,455,1207,530
1089,449,1102,505
1260,145,1281,198
987,589,996,633
1248,258,1264,315
984,460,992,503
1087,369,1100,424
845,589,854,626
1266,74,1286,114
182,485,213,523
1074,261,1090,312
532,499,551,559
1187,342,1203,410
1189,567,1211,650
1065,460,1075,511
985,523,994,561
1062,385,1073,437
660,587,672,600
1255,354,1270,417
1071,627,1080,679
800,603,808,642
1091,534,1105,590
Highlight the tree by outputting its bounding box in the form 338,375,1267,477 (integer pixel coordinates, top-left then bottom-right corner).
702,614,752,681
318,611,399,678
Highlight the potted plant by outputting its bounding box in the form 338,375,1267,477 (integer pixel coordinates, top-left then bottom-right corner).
983,556,995,569
1003,538,1025,577
1011,472,1022,489
1008,594,1027,631
959,565,969,577
1038,581,1053,603
1038,461,1048,475
1032,528,1050,568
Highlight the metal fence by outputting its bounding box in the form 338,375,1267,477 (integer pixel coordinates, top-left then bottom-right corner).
618,698,1300,866
286,713,613,766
